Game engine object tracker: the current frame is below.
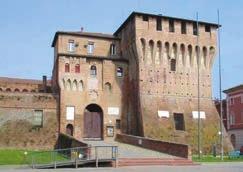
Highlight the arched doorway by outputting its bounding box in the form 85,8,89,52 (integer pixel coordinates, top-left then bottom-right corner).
66,124,74,136
83,104,103,140
231,134,236,148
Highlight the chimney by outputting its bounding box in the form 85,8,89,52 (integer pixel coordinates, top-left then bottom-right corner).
42,75,47,93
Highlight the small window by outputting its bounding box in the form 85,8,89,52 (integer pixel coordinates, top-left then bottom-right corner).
230,98,234,105
181,21,187,34
90,65,97,77
110,44,116,55
169,19,175,32
65,63,70,73
68,40,75,52
14,88,20,92
33,110,43,127
117,67,123,77
174,113,185,131
142,15,148,21
116,119,121,129
193,22,198,35
156,17,162,31
87,42,94,54
205,25,211,32
22,89,28,92
170,59,176,71
75,64,80,73
66,124,74,136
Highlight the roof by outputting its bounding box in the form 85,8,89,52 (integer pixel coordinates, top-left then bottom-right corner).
0,77,51,85
114,11,221,36
223,85,243,94
52,31,119,47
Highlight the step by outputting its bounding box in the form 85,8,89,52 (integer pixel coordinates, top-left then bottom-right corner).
118,158,196,167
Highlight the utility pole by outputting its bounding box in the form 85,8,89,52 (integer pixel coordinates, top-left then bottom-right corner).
217,9,224,161
196,12,201,159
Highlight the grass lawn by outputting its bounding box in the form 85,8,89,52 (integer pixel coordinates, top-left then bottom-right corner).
193,155,243,162
0,149,68,165
0,149,27,165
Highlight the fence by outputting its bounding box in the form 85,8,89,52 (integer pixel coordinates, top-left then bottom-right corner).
30,146,118,169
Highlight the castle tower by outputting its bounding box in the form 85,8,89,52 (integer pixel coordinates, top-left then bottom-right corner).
114,12,232,153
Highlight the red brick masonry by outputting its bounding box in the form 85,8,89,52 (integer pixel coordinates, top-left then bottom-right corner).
116,133,191,159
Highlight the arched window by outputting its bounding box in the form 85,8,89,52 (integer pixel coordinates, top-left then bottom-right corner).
231,134,236,148
117,67,123,77
66,124,74,136
22,89,28,92
14,88,20,92
180,44,185,66
140,38,146,59
6,88,11,92
202,47,207,67
75,64,80,73
90,65,97,77
31,90,36,92
104,82,112,93
188,45,192,66
79,80,84,91
65,63,70,73
73,80,78,91
66,79,71,91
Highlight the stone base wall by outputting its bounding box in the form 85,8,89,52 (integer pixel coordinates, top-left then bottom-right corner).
116,133,191,159
0,92,58,150
140,95,233,153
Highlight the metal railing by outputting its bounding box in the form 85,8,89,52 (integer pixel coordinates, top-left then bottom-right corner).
30,146,118,168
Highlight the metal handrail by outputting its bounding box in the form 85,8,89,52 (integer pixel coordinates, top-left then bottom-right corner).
30,145,118,169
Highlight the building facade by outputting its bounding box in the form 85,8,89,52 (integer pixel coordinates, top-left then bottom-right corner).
0,12,232,152
224,85,243,150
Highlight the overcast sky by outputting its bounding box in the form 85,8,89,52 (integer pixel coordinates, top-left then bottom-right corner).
0,0,242,98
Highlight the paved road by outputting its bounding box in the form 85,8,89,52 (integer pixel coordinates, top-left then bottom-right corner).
1,163,243,172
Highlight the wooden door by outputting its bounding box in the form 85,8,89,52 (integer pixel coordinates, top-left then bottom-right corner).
84,112,102,139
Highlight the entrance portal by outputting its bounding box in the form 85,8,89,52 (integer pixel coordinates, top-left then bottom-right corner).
83,104,103,139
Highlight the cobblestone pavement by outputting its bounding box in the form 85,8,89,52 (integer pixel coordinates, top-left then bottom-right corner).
1,163,243,172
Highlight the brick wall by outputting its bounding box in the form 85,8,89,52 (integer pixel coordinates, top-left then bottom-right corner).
116,133,191,159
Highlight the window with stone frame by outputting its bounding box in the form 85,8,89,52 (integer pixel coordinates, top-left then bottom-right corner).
33,110,43,127
90,65,97,77
173,113,185,131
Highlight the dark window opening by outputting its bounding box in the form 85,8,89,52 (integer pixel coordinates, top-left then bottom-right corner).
22,89,28,92
116,119,121,129
75,64,80,73
174,113,185,131
66,124,74,136
205,25,211,32
143,15,149,21
14,88,20,92
117,67,123,77
65,63,70,73
6,88,11,92
156,17,162,31
169,19,175,32
90,65,97,77
170,59,176,71
110,44,116,55
193,22,198,35
181,21,187,34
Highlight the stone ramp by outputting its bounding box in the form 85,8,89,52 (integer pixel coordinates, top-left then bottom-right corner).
83,140,176,158
83,140,196,166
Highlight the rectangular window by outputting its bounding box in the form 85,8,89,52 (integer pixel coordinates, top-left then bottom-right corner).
110,44,116,55
170,59,176,71
143,15,148,21
169,19,175,32
33,110,43,127
193,22,198,35
181,21,187,34
116,119,121,129
156,17,162,31
205,25,211,32
87,42,94,54
230,98,234,105
66,106,75,120
68,40,75,52
174,113,185,131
